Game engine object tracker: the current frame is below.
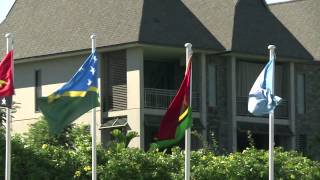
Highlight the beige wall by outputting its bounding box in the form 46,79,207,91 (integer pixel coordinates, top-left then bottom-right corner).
12,54,101,140
126,47,144,149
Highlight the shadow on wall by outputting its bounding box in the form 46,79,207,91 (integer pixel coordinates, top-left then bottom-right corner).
232,0,313,60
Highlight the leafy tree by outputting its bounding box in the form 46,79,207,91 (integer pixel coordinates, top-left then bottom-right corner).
109,129,139,151
23,117,75,148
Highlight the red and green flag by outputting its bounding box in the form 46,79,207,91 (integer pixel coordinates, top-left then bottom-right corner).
152,58,192,149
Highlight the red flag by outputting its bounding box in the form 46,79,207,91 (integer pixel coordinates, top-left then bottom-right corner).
153,58,192,148
0,50,14,97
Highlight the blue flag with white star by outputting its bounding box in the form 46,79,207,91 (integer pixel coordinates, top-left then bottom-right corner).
248,55,282,116
38,52,100,134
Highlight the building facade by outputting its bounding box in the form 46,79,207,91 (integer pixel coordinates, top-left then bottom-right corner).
0,0,319,158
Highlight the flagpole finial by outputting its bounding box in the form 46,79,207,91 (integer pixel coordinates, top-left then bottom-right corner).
90,34,96,54
5,33,12,38
185,43,193,58
268,45,276,50
185,43,192,48
90,34,96,40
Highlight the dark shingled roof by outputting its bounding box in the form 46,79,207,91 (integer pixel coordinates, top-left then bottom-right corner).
269,0,320,61
0,0,144,59
182,0,236,55
139,0,224,51
0,0,319,61
0,0,224,59
231,0,314,60
184,0,318,61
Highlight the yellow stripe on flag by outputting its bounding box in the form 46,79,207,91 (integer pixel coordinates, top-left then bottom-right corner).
178,108,189,122
48,87,98,103
0,80,7,88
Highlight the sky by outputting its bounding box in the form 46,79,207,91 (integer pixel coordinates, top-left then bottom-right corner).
0,0,15,23
0,0,291,24
266,0,293,3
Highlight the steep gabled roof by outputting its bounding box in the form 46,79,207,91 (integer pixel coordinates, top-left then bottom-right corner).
139,0,224,51
0,0,319,61
231,0,314,61
182,0,236,53
0,0,224,60
184,0,318,61
269,0,320,61
0,0,144,59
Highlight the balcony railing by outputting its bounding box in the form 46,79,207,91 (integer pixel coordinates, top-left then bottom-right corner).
237,96,288,119
144,88,200,111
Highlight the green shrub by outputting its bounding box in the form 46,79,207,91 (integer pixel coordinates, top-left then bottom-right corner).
191,147,320,180
0,119,319,180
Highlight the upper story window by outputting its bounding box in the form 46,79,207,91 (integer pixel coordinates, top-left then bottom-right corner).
35,70,42,112
236,60,286,98
144,60,183,90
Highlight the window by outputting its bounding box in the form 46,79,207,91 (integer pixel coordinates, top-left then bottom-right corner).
296,73,305,114
237,61,285,97
144,60,182,90
207,63,216,107
35,70,42,112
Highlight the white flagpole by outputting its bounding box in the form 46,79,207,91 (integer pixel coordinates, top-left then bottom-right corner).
184,43,192,180
5,33,13,180
268,45,276,180
90,34,97,180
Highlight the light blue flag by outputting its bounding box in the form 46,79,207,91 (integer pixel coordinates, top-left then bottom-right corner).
248,55,282,116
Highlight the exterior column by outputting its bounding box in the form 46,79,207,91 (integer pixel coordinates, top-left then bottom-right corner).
126,47,144,149
228,56,237,152
200,53,208,144
289,62,296,149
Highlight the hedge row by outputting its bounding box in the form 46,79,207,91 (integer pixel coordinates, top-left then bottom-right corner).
0,120,319,180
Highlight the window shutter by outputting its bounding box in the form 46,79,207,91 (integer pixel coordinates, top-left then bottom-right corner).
107,51,127,111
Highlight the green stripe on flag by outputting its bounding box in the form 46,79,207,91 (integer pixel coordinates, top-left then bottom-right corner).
38,91,99,134
151,108,192,149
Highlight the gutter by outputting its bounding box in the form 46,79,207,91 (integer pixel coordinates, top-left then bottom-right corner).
15,42,223,64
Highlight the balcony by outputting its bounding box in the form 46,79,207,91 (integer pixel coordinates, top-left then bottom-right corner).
237,96,288,119
144,88,200,111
